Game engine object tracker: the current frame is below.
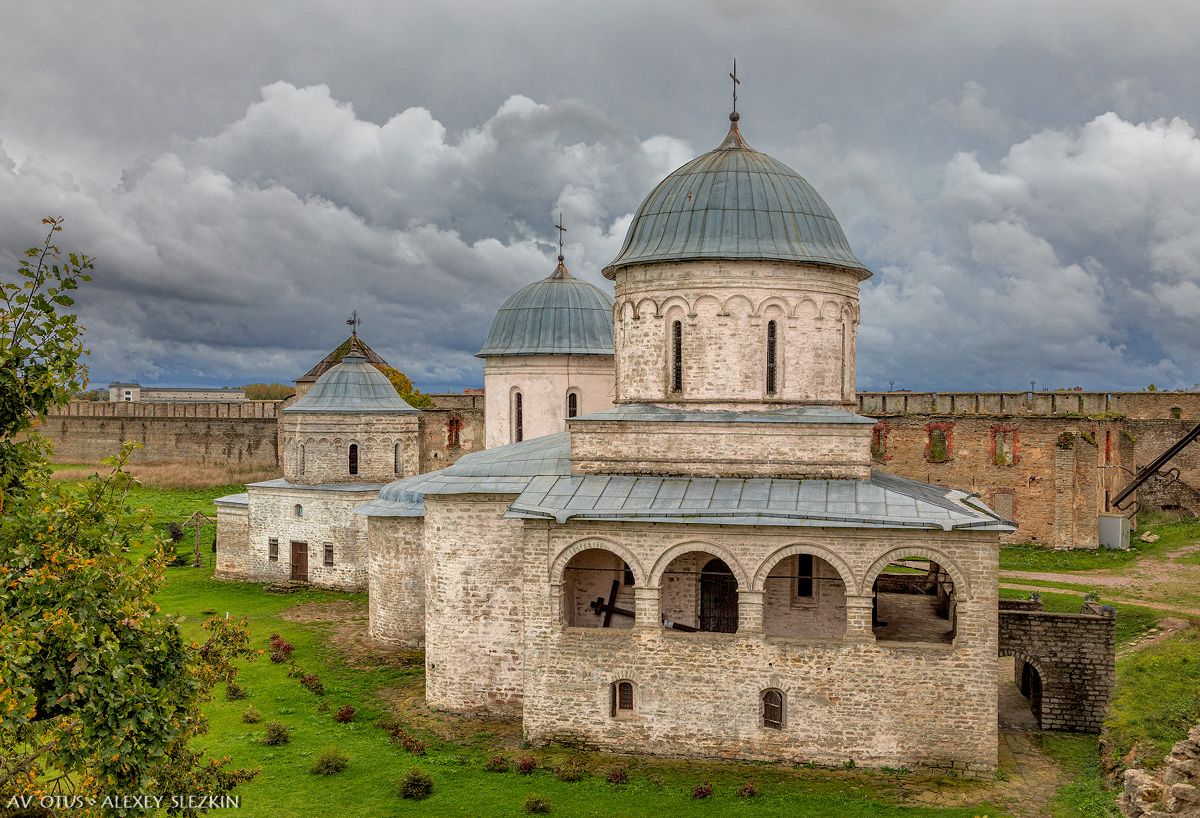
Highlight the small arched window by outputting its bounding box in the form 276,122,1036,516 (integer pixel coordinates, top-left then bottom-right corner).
514,392,524,443
293,504,303,518
671,320,683,393
766,320,778,395
394,442,401,475
567,391,578,419
299,443,306,475
762,689,784,730
348,443,359,475
610,680,635,718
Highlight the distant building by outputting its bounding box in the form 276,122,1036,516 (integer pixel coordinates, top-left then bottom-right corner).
107,383,246,402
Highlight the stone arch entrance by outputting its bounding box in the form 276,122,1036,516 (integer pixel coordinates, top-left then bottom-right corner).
699,558,738,633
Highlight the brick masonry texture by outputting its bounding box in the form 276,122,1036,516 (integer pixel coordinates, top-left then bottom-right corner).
280,411,420,485
367,516,426,648
483,354,615,448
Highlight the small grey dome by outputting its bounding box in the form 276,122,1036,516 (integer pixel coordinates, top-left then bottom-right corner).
284,352,417,413
476,261,614,358
604,120,869,277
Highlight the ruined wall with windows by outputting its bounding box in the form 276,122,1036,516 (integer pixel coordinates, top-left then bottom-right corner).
518,521,1000,773
419,394,484,472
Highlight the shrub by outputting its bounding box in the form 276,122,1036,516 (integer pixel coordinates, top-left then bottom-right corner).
310,750,350,776
334,704,356,723
168,521,185,542
692,782,713,799
517,755,537,775
524,793,552,814
241,707,262,724
268,634,295,663
389,726,426,755
262,722,290,746
399,768,433,800
606,766,628,784
224,682,247,701
485,755,510,773
299,673,325,695
553,758,586,782
737,781,758,799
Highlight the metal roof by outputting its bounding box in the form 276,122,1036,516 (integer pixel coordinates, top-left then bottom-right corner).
214,492,249,506
297,335,390,384
247,478,388,492
603,119,869,278
476,261,615,357
356,432,571,516
284,352,418,414
573,403,877,425
506,471,1014,531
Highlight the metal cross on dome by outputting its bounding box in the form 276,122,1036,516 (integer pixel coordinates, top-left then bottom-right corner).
554,212,567,261
729,58,741,117
346,310,362,337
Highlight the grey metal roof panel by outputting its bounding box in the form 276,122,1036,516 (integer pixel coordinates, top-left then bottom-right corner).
214,492,249,506
506,470,1014,532
284,352,417,414
476,262,615,357
247,478,387,493
604,121,869,277
573,403,876,425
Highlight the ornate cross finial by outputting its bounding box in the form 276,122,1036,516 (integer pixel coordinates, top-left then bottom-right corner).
346,310,361,337
554,212,567,262
729,58,741,121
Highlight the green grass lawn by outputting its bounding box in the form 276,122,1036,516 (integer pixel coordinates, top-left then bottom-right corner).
1035,735,1116,818
1000,515,1200,573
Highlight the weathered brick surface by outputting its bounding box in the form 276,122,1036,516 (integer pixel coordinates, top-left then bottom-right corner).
998,604,1115,732
519,522,999,772
422,494,526,716
613,261,861,409
280,411,420,485
214,502,249,579
367,516,426,647
483,354,615,448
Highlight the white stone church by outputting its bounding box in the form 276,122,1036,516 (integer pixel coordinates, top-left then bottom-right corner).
217,105,1012,773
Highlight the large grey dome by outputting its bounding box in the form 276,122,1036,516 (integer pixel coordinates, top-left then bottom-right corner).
604,119,869,278
284,352,417,413
476,261,615,358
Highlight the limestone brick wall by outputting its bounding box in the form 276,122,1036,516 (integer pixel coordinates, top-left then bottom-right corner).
280,412,420,485
869,416,1129,548
367,516,426,647
998,606,1115,733
762,556,847,638
214,503,249,579
38,400,281,466
521,522,999,772
418,407,484,471
612,261,862,409
1129,420,1200,497
423,494,526,716
1120,724,1200,817
483,354,616,448
858,391,1200,420
571,417,872,479
244,486,375,590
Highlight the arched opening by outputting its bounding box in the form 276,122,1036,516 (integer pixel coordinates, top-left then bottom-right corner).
659,552,739,633
348,443,359,475
299,443,306,475
762,554,846,639
513,391,524,443
670,320,683,393
610,680,636,719
998,655,1043,730
765,320,778,395
761,689,785,730
293,504,303,518
394,442,401,475
871,557,956,643
566,390,579,419
562,548,635,629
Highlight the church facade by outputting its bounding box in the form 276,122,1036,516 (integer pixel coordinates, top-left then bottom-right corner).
354,109,1012,773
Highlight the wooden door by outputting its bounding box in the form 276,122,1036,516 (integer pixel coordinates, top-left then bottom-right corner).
290,541,308,582
699,558,738,632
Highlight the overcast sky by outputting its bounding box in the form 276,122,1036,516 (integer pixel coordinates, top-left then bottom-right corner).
3,0,1200,393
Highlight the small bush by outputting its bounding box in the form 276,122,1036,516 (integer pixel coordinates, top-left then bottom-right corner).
485,755,510,773
737,781,758,799
334,704,356,723
310,750,350,776
268,634,295,663
241,707,262,724
168,521,185,542
517,755,537,775
262,722,290,746
692,782,713,799
524,793,552,814
399,768,433,800
389,727,426,755
224,682,247,701
606,766,628,785
553,758,586,782
299,673,325,696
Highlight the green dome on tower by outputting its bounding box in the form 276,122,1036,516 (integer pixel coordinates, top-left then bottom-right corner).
603,117,869,278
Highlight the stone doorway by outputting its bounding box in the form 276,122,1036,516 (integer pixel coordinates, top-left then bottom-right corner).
699,558,738,633
997,656,1040,730
290,541,308,582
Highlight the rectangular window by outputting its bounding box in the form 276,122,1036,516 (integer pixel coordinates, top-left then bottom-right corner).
268,538,279,562
323,542,334,567
796,554,814,599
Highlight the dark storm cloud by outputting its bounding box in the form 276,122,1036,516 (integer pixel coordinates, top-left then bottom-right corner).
2,1,1200,391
